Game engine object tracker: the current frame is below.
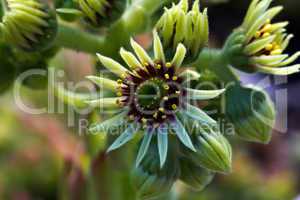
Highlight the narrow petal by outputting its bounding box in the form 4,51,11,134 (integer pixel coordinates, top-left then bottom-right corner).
246,6,283,42
85,97,120,108
97,53,130,78
273,51,300,67
153,30,166,62
89,110,128,133
173,117,196,152
244,35,276,56
179,69,201,82
135,129,154,167
157,127,168,168
120,47,142,69
281,34,293,51
186,88,225,100
86,76,118,92
257,64,300,75
171,43,187,68
250,54,288,66
107,124,138,153
130,38,154,66
181,103,216,124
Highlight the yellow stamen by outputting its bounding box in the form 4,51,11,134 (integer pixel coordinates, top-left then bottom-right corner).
153,112,158,119
255,31,261,39
163,96,169,101
171,104,177,110
270,49,282,55
162,115,167,119
117,79,123,84
172,76,178,81
266,19,271,24
265,44,273,51
121,73,127,79
164,74,170,79
141,118,147,123
155,64,162,69
175,91,180,95
143,62,149,67
166,62,172,68
262,32,271,38
261,24,272,32
159,107,165,113
163,84,170,90
117,92,122,97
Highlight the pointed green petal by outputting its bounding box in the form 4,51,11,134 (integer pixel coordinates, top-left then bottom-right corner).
244,35,276,55
257,64,300,75
86,76,118,92
250,54,288,66
130,38,154,66
85,97,120,108
186,88,225,100
107,125,138,153
173,117,196,152
157,127,168,168
273,51,300,67
171,43,186,68
181,103,216,124
97,53,129,78
120,47,142,69
153,30,166,62
89,111,127,133
136,129,154,167
179,69,201,82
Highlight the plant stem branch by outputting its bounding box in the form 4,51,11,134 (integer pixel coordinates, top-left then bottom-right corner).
192,48,240,84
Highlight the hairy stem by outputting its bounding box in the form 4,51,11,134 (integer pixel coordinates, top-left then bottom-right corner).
192,48,240,84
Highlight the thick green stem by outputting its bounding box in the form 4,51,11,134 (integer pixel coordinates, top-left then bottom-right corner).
192,48,240,84
55,25,107,54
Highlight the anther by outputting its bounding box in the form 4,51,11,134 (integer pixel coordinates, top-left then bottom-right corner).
166,62,172,68
262,32,271,38
172,76,178,81
117,79,123,84
265,44,273,51
164,74,170,79
156,64,162,69
255,31,261,39
163,96,169,101
163,84,170,90
129,115,135,120
270,49,282,55
159,107,165,113
171,104,177,110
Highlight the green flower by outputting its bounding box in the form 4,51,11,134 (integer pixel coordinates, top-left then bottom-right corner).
86,30,225,168
156,0,209,61
224,0,300,75
74,0,126,27
0,0,58,51
225,84,275,144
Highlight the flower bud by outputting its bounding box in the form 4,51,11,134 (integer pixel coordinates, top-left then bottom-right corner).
156,0,209,62
225,84,275,144
0,0,58,51
179,157,215,191
75,0,126,27
132,142,180,200
224,0,300,75
180,120,232,173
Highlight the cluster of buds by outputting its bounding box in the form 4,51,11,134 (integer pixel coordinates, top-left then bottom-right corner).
0,0,57,51
156,0,209,62
59,0,127,27
224,0,300,75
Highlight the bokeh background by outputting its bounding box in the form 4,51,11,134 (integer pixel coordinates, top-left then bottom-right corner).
0,0,300,199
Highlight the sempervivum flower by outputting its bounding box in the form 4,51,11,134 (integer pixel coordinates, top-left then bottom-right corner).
0,0,57,51
224,0,300,75
156,0,209,62
74,0,126,27
86,30,226,169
